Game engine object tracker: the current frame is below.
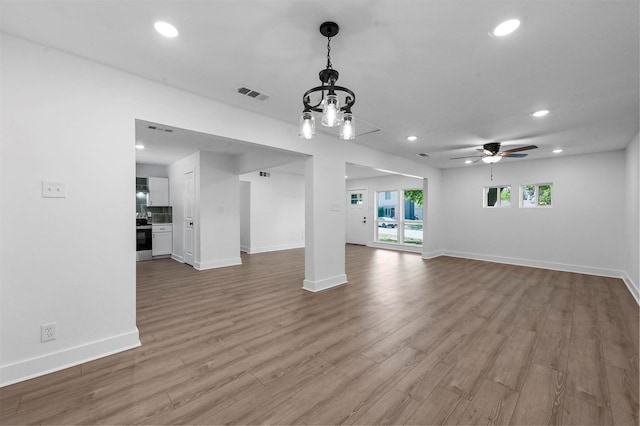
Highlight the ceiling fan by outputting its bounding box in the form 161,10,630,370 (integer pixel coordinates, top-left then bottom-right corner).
450,142,538,164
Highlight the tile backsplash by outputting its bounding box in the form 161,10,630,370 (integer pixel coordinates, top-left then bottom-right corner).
146,206,172,224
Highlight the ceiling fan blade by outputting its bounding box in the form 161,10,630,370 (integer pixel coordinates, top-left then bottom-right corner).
501,153,528,158
450,155,485,160
501,145,538,154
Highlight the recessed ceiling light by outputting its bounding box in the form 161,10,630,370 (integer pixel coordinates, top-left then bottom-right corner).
532,109,550,117
492,19,520,36
465,160,473,164
407,136,418,142
135,144,145,150
154,21,179,38
553,149,563,153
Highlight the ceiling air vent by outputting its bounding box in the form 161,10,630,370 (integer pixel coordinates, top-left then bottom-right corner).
238,86,270,101
148,125,173,133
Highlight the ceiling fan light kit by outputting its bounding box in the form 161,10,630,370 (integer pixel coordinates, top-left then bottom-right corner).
299,21,356,140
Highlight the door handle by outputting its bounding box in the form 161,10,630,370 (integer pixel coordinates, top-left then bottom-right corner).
189,222,194,226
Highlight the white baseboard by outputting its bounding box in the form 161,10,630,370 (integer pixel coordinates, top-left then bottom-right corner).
440,250,623,278
194,257,242,270
422,250,444,260
244,242,305,254
171,253,184,263
622,272,640,305
366,242,423,254
303,274,348,292
0,329,140,387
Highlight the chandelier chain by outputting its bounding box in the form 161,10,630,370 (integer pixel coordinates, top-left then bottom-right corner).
326,36,333,70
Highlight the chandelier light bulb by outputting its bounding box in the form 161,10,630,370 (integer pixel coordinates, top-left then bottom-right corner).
340,112,355,140
299,112,316,139
322,95,341,127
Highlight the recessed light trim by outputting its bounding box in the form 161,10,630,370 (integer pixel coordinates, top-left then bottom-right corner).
552,149,563,153
135,144,145,150
492,19,520,36
465,160,473,164
154,21,179,38
532,109,550,117
407,136,418,142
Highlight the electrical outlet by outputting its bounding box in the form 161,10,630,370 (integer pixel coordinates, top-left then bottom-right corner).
42,181,66,198
41,323,56,342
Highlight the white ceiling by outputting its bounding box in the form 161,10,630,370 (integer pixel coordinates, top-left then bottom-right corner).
2,1,638,169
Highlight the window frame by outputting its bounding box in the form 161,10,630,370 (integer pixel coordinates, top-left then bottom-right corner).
483,185,512,208
374,188,423,247
520,182,553,208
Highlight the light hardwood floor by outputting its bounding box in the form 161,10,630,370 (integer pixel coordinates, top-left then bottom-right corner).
1,245,638,425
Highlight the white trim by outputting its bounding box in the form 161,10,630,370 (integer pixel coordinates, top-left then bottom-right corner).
243,243,305,254
194,257,242,270
302,274,348,292
422,250,444,260
441,250,623,278
622,272,640,305
0,329,140,387
367,242,423,253
170,253,184,263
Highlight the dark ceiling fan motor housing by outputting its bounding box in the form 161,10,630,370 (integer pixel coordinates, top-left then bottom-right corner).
484,142,502,155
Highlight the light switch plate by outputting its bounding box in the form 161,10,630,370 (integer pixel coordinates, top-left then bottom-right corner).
42,181,66,198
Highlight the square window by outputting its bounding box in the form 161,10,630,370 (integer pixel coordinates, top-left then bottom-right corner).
484,186,511,208
350,193,363,205
521,183,552,208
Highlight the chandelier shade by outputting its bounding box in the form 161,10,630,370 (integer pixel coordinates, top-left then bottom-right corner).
300,21,356,140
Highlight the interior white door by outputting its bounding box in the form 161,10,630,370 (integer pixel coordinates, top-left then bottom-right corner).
183,169,195,266
346,189,368,245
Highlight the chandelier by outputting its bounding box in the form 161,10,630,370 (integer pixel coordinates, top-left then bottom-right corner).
299,21,356,140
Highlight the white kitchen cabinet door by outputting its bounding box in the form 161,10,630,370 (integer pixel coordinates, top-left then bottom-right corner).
148,177,169,206
152,231,172,256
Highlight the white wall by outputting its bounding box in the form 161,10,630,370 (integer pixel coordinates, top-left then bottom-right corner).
136,163,169,178
441,150,626,277
198,151,241,269
624,133,639,301
239,170,305,253
0,35,140,385
1,33,441,385
240,181,251,251
168,151,241,269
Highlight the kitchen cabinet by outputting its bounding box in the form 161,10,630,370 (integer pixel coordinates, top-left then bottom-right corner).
148,177,169,206
152,224,172,256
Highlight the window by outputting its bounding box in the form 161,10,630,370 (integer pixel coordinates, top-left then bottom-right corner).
350,193,363,205
375,189,423,246
376,191,398,243
521,183,552,207
484,186,511,208
403,190,423,246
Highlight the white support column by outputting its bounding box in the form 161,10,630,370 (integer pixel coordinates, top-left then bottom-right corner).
303,155,347,292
